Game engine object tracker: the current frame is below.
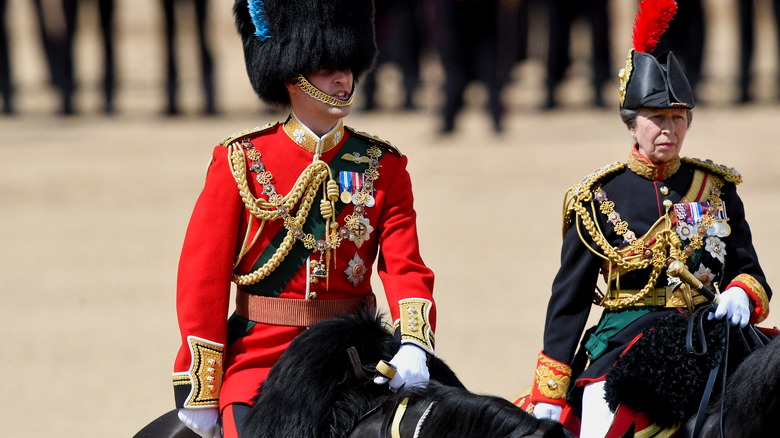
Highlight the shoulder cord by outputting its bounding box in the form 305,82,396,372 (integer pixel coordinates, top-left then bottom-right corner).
227,142,335,285
572,198,669,310
567,168,687,309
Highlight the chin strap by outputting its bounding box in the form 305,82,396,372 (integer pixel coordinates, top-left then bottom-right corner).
295,75,354,107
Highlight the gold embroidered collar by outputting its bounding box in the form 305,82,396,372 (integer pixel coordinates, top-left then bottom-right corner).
627,145,681,181
283,113,345,156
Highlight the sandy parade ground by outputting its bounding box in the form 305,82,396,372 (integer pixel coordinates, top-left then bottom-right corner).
2,0,780,436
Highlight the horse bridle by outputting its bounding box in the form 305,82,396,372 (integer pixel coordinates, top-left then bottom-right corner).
671,260,771,438
347,347,397,382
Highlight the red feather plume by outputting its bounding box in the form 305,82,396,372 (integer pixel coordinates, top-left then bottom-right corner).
632,0,678,53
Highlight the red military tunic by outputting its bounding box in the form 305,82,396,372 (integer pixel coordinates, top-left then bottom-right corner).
172,114,436,411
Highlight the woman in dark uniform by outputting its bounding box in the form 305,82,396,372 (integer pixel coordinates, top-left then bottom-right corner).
515,1,772,436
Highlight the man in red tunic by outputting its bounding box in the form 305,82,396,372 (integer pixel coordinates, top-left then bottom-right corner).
172,1,436,437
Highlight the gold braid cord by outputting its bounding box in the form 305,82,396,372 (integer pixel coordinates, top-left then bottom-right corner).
295,75,354,107
566,162,679,310
228,142,334,285
573,199,673,310
564,159,733,310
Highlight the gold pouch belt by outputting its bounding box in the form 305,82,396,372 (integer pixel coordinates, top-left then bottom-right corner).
608,286,710,308
235,289,375,327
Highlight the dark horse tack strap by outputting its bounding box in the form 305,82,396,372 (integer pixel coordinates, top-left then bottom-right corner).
240,135,376,296
690,317,726,438
377,396,435,438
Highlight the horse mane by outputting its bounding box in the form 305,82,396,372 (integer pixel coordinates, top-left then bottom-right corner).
710,333,780,437
241,309,397,438
400,384,568,438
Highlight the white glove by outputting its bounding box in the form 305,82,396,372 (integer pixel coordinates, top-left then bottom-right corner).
178,407,220,438
533,402,562,421
709,286,750,328
373,344,430,391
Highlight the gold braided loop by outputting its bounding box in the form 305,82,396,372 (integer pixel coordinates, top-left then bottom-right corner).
229,143,330,220
228,142,334,285
571,180,679,310
226,138,384,287
231,182,322,285
572,201,654,271
598,234,669,310
566,161,731,311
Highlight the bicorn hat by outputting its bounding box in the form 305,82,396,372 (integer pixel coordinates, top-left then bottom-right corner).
233,0,378,107
618,0,695,110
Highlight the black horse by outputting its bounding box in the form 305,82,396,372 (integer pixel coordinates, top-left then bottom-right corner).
240,309,572,437
134,309,571,438
677,329,780,438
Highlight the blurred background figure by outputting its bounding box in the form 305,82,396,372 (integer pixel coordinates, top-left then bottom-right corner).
360,0,424,112
30,0,116,115
161,0,217,116
736,0,780,103
0,0,11,114
653,0,705,103
434,0,516,134
32,0,77,115
542,0,612,110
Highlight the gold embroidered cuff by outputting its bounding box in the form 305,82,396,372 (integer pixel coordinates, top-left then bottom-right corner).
397,298,435,354
730,273,770,324
531,352,572,406
174,336,224,407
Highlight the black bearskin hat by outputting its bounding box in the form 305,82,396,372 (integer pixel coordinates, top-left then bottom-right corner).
618,0,695,110
233,0,378,107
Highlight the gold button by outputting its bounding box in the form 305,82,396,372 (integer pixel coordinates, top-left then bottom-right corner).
660,186,669,195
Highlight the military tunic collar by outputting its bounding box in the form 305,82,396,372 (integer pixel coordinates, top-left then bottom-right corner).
627,144,681,181
283,112,345,157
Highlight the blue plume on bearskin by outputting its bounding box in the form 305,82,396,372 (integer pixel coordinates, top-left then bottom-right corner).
246,0,271,41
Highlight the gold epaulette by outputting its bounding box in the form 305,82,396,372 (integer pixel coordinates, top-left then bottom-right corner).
219,122,279,146
345,126,402,156
682,157,742,184
562,161,625,236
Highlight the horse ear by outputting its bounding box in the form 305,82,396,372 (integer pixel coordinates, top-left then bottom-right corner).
617,422,636,438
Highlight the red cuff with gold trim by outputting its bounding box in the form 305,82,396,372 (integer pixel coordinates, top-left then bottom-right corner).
530,351,572,407
729,273,770,324
512,386,534,413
